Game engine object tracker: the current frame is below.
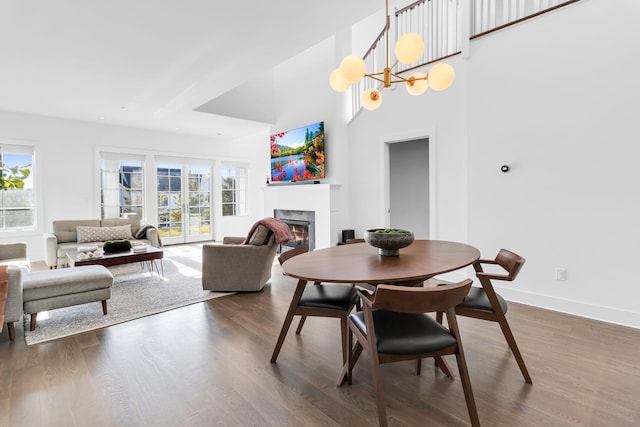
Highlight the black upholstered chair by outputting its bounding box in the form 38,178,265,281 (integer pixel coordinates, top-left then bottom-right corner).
271,247,359,366
343,279,480,427
441,248,531,384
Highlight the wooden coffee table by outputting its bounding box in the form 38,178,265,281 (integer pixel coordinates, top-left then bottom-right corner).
66,246,164,278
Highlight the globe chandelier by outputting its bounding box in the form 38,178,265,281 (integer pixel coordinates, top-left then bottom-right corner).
329,0,455,110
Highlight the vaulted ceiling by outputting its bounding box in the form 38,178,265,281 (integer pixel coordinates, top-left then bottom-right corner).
0,0,381,139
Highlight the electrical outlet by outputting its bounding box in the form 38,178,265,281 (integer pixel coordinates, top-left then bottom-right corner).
555,268,567,281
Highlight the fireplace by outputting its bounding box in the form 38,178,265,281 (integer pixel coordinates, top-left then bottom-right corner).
274,209,315,252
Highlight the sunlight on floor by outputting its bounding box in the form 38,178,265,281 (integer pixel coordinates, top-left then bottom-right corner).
167,258,201,278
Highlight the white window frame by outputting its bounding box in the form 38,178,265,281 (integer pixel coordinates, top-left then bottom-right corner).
99,152,146,220
221,163,248,217
0,142,37,232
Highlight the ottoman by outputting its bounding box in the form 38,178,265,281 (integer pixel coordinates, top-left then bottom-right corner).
22,265,114,331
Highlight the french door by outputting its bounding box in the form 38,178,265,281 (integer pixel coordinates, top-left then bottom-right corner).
156,161,212,245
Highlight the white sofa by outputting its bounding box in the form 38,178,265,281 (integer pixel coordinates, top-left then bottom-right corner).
43,218,160,268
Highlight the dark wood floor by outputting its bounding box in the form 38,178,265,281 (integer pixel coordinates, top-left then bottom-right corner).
1,260,639,427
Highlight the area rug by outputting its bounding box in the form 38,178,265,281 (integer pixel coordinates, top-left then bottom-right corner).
24,246,230,345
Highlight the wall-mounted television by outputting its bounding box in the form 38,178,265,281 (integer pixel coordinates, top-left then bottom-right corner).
270,121,325,182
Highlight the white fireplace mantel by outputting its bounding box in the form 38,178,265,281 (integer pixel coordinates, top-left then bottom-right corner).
263,183,341,249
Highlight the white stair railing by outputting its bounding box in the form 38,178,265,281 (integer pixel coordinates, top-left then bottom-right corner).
395,0,461,74
471,0,581,38
351,0,461,118
348,0,581,119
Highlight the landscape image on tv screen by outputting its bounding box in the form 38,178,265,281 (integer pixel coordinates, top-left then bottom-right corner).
270,121,325,182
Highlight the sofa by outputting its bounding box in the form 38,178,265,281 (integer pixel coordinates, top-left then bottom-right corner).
44,218,160,268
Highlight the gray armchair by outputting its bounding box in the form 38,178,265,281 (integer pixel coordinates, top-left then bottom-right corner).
0,242,31,271
202,234,279,292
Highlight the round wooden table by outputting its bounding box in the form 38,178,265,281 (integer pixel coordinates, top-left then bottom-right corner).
271,240,480,364
282,240,480,284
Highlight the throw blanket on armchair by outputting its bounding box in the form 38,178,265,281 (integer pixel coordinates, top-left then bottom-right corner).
243,218,293,244
135,224,163,247
0,265,8,332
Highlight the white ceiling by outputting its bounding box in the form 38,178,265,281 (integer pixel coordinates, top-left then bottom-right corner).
0,0,381,139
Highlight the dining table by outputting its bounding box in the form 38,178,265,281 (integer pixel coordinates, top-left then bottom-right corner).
270,239,481,380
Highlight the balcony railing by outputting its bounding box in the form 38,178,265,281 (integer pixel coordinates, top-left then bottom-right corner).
471,0,581,39
348,0,581,120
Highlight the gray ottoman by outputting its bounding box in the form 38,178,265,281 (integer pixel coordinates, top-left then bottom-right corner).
23,265,114,331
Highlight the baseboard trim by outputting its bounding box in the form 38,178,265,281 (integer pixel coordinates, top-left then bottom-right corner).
496,287,640,330
433,271,640,330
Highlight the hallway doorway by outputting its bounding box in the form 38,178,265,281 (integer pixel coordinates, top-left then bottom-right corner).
387,138,431,239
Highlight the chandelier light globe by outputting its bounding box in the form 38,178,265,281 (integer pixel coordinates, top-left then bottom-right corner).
405,72,428,96
329,68,350,92
362,88,382,110
428,63,455,91
395,32,425,64
339,55,366,84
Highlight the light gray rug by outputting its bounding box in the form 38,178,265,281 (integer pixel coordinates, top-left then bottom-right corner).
24,247,229,345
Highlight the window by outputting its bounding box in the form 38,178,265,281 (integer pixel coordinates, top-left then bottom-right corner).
188,164,211,235
156,162,182,237
221,164,247,216
100,155,144,219
0,144,35,230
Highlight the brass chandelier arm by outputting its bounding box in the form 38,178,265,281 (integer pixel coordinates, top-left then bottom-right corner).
364,69,426,85
365,74,387,85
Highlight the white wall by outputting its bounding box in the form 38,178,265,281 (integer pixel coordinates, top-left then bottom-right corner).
345,53,469,243
0,110,267,261
340,0,640,328
467,0,640,328
267,37,352,243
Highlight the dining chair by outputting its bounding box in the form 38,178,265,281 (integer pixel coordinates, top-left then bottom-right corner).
271,247,360,366
441,248,531,384
344,279,479,427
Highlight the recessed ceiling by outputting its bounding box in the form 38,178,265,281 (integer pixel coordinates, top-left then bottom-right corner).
0,0,381,139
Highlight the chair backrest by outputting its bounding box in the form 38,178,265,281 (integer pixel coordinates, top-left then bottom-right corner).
371,279,472,314
277,246,308,266
496,249,526,281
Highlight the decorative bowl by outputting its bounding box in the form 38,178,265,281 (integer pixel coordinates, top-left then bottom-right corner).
364,228,415,256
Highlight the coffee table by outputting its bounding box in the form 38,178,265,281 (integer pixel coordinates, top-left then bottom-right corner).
66,246,164,279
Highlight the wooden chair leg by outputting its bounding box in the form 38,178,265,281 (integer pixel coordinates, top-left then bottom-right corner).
455,351,481,427
344,325,354,386
295,315,307,334
7,322,15,341
417,356,453,377
102,300,108,315
340,316,348,365
448,309,480,427
30,313,38,331
271,279,307,363
435,356,455,378
339,340,363,386
368,342,388,427
495,312,532,384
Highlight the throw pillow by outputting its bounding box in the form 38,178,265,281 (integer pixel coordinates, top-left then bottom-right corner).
248,224,272,246
77,224,133,244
